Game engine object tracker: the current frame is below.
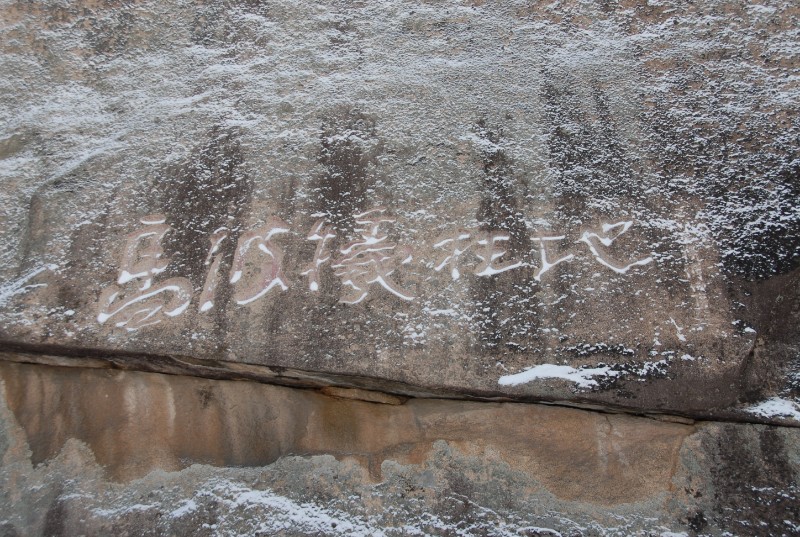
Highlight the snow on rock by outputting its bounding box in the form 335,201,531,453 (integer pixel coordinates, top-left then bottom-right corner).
745,397,800,421
499,363,621,388
188,479,388,537
0,0,798,424
0,265,55,307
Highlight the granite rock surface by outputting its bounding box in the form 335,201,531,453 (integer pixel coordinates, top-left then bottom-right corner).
0,361,798,536
0,1,799,534
1,0,799,420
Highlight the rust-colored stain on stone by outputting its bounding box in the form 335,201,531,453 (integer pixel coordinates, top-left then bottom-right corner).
0,361,690,505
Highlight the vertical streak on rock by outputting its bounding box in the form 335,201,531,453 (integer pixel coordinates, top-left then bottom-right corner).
291,108,385,363
314,108,380,236
157,127,254,351
704,424,799,535
542,81,638,224
470,119,538,357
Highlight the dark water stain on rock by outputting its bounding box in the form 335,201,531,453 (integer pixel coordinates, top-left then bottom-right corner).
704,425,799,536
42,491,67,537
641,81,800,282
269,107,392,367
190,1,226,47
469,119,539,356
641,98,726,201
542,81,639,222
58,206,114,320
20,151,116,319
157,127,253,344
85,10,134,57
313,107,381,235
712,162,800,281
730,248,800,403
783,354,800,402
20,171,82,270
686,510,707,535
190,0,272,46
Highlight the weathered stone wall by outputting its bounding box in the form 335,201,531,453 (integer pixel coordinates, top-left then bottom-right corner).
1,0,799,534
1,0,798,421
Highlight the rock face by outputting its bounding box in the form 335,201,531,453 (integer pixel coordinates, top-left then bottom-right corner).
0,0,799,534
0,360,798,536
1,0,799,420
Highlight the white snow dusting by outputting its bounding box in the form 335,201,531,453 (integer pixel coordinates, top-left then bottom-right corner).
187,479,387,537
498,364,621,388
0,265,55,307
745,397,800,421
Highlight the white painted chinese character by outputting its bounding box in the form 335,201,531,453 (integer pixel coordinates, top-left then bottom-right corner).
532,235,574,281
432,229,474,280
473,231,524,276
332,208,414,304
578,221,653,274
229,216,290,305
301,219,336,292
97,214,192,330
198,227,229,312
116,214,170,290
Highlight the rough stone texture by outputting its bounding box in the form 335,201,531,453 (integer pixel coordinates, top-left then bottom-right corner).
1,1,800,535
0,361,798,536
0,0,798,422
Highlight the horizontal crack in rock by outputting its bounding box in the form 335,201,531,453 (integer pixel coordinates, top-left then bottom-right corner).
0,340,796,428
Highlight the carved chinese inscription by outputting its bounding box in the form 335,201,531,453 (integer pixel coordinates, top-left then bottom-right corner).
97,215,193,330
301,219,335,292
579,222,653,274
433,230,473,280
531,236,574,281
331,208,414,304
198,227,229,313
97,211,654,330
229,216,290,305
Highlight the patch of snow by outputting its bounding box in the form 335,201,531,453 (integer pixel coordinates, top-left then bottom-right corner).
93,503,156,517
669,318,686,342
169,499,198,518
745,397,800,421
498,364,621,388
424,308,458,317
201,480,387,537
